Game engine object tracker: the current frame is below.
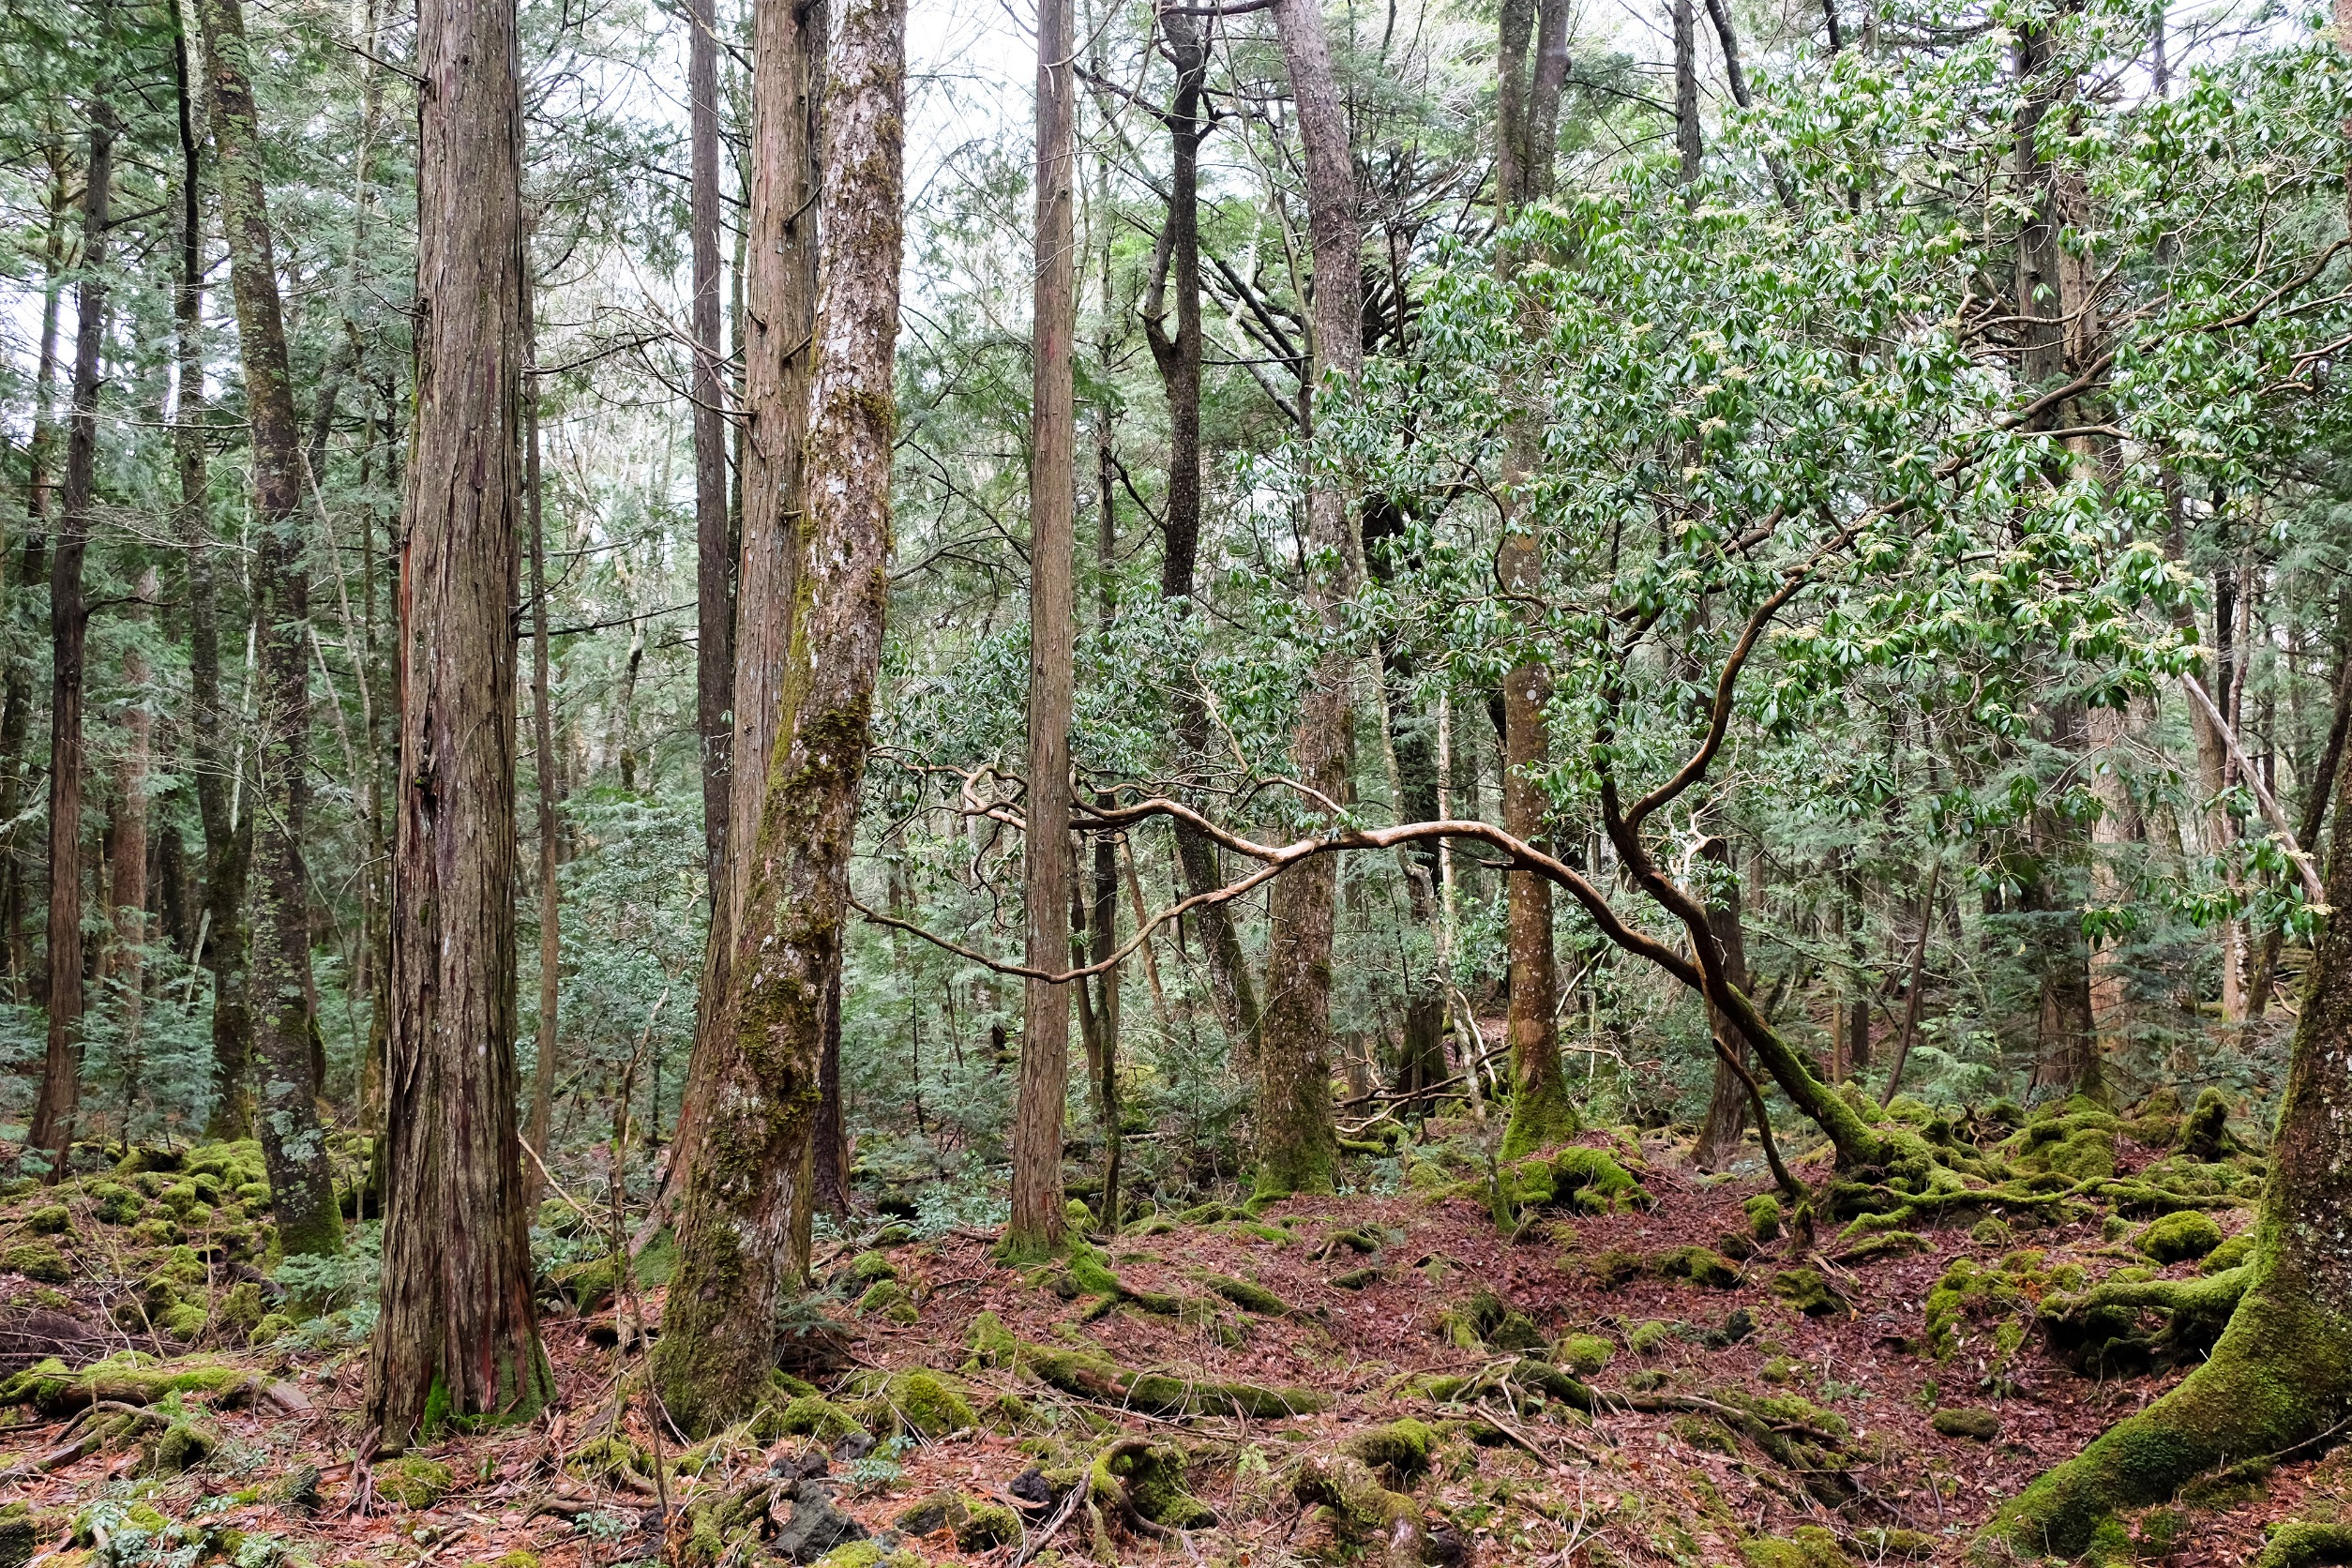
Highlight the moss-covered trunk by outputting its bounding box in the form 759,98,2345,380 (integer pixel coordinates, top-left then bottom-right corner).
195,0,342,1260
1991,753,2352,1554
651,0,905,1434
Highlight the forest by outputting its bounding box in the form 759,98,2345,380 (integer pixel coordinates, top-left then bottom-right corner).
1,0,2351,1557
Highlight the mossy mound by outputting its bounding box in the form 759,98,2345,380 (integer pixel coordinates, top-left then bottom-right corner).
1342,1418,1437,1483
1289,1450,1425,1562
859,1369,976,1440
1440,1287,1547,1352
378,1456,454,1509
1,1244,68,1283
2135,1210,2225,1264
1095,1440,1215,1530
1743,1194,1783,1241
1654,1244,1742,1289
1741,1525,1851,1568
1923,1252,2081,1391
1930,1406,2001,1440
776,1395,870,1445
1504,1145,1647,1214
1557,1333,1614,1375
1772,1269,1840,1315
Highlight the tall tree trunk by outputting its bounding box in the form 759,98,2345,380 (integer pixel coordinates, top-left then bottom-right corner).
109,571,156,1121
663,0,824,1233
809,966,852,1220
1256,0,1363,1199
177,79,252,1138
1006,0,1079,1259
1,172,67,1001
1496,0,1573,1159
1088,423,1123,1233
690,0,731,916
525,304,561,1197
365,0,548,1445
196,0,343,1259
28,103,115,1170
1692,837,1756,1168
1672,0,1701,183
653,0,906,1429
1143,8,1261,1063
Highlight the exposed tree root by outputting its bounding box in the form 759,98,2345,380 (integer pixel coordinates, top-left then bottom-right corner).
2040,1265,2252,1377
2256,1521,2352,1568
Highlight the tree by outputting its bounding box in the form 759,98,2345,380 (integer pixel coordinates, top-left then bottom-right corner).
194,0,342,1259
1494,0,1574,1159
366,0,550,1446
664,0,825,1237
27,94,115,1169
1255,0,1362,1198
1005,0,1078,1259
653,0,909,1431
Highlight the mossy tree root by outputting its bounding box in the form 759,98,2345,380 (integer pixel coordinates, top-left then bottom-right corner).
1024,1344,1332,1419
2256,1521,2352,1568
2040,1266,2252,1374
1989,1281,2352,1558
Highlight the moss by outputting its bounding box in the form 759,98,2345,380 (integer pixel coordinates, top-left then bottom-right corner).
2204,1231,2256,1274
2,1244,68,1284
856,1279,919,1324
0,1352,251,1416
1196,1272,1287,1315
1094,1440,1214,1530
378,1456,454,1509
963,1310,1019,1369
1629,1319,1671,1355
216,1281,264,1339
1772,1269,1840,1316
2135,1210,2225,1264
777,1395,870,1444
955,1496,1019,1550
1969,1216,2013,1245
1440,1287,1545,1351
160,1302,209,1342
2256,1521,2352,1568
1289,1451,1424,1559
1557,1333,1614,1375
90,1183,142,1225
1744,1194,1783,1242
847,1250,897,1284
1740,1525,1852,1568
0,1501,33,1568
1930,1406,2000,1440
1343,1418,1438,1481
24,1204,68,1236
874,1371,976,1440
1654,1244,1742,1289
1025,1343,1332,1419
1499,1081,1582,1161
2179,1087,2238,1161
1589,1246,1646,1288
155,1419,220,1472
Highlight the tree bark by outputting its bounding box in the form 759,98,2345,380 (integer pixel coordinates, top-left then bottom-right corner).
1007,0,1079,1259
664,0,824,1233
195,0,343,1259
652,0,906,1429
365,0,548,1445
1672,0,1701,183
1,172,66,1002
28,102,115,1169
1496,0,1573,1160
525,303,561,1198
690,0,732,917
107,573,156,1125
1257,0,1363,1199
1994,705,2352,1553
1143,8,1261,1063
810,966,852,1221
1691,837,1755,1168
2248,596,2352,1016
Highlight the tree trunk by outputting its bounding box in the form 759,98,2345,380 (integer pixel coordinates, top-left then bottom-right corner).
108,573,156,1125
652,0,906,1430
1692,837,1755,1168
1,173,66,1002
525,304,561,1197
1257,0,1363,1199
1089,431,1123,1233
1144,8,1261,1063
1495,0,1573,1160
1994,721,2352,1553
690,0,731,922
1006,0,1078,1259
810,966,852,1221
664,0,824,1232
196,0,344,1258
28,102,115,1169
2249,597,2352,1016
1672,0,1701,183
365,0,548,1445
2086,701,2142,1049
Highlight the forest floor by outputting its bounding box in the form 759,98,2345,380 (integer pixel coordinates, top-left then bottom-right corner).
0,1094,2329,1568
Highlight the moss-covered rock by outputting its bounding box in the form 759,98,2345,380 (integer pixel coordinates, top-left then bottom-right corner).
2178,1087,2239,1161
1508,1145,1646,1214
1741,1524,1852,1568
2202,1231,2255,1275
1290,1450,1423,1562
1744,1194,1783,1242
856,1279,919,1325
847,1250,897,1285
776,1395,870,1445
378,1456,454,1509
962,1309,1018,1370
1440,1287,1546,1351
1095,1440,1214,1530
1772,1269,1840,1316
2,1244,68,1284
1557,1333,1614,1376
1931,1406,2000,1440
1343,1419,1437,1483
1654,1244,1742,1289
1629,1319,1671,1355
2135,1210,2224,1264
24,1203,69,1236
154,1419,220,1472
870,1370,976,1440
